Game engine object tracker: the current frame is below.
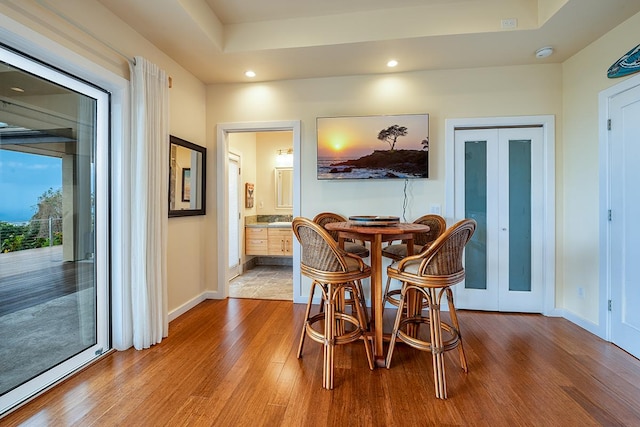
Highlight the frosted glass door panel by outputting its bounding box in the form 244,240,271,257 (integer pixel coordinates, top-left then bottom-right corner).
454,129,499,311
508,140,532,292
464,141,487,290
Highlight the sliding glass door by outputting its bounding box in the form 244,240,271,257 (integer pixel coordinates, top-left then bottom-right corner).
0,46,109,415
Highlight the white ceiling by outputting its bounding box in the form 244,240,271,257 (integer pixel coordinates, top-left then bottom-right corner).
96,0,640,84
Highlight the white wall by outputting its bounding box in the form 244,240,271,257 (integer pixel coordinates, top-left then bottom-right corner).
561,11,640,327
206,65,563,299
229,133,258,218
0,0,209,317
7,0,640,329
206,9,640,323
256,131,293,215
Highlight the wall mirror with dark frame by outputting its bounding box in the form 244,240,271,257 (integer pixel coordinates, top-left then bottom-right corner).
169,135,206,217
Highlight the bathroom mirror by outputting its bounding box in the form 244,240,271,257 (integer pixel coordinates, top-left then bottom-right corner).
275,167,293,209
169,135,206,217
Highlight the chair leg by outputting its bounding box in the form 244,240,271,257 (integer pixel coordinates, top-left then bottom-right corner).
336,288,346,335
405,288,420,337
428,288,447,399
298,280,317,358
383,276,393,308
352,282,374,370
323,284,335,389
446,287,467,372
354,279,370,329
385,282,407,369
336,284,362,334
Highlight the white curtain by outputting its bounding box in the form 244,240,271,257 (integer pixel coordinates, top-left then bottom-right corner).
128,56,169,350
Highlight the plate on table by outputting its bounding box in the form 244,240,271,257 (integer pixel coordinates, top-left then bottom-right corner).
348,215,400,226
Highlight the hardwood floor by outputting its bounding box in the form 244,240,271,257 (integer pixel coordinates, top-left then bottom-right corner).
3,298,640,426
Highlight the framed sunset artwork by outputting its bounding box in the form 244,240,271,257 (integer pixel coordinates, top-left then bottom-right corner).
317,114,429,180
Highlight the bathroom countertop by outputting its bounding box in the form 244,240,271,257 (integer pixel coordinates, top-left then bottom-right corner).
245,222,292,229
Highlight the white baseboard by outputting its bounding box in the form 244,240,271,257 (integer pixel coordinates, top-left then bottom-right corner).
544,307,564,317
204,290,224,300
561,309,605,340
168,291,608,345
168,293,207,322
167,291,228,322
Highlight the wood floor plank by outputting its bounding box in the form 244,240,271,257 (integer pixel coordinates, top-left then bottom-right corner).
3,299,640,426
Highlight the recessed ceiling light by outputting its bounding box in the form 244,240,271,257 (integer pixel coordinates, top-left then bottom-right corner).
387,60,398,68
245,70,256,78
535,47,554,59
10,87,24,92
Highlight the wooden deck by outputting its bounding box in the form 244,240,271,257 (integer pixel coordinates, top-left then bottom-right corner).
0,246,94,316
3,298,640,425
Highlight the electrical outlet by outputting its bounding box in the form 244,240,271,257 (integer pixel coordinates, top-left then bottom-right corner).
501,18,518,29
430,204,441,215
578,287,585,299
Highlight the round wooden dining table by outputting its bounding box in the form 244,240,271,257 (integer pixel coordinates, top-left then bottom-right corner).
325,220,430,367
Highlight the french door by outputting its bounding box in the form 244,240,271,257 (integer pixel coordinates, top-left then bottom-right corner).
453,127,544,312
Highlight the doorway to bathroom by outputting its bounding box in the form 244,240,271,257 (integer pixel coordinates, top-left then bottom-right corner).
229,132,293,300
217,121,301,302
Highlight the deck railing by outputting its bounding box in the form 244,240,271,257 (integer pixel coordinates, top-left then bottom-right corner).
0,218,63,253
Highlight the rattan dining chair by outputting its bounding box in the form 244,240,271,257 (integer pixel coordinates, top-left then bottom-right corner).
313,212,371,329
293,217,374,389
313,212,369,258
385,218,476,399
382,214,447,308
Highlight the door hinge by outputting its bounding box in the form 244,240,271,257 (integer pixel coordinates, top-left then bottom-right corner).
608,300,612,311
608,209,612,221
238,167,241,175
607,119,612,131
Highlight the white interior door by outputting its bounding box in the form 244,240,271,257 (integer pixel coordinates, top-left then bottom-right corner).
609,83,640,358
228,153,241,279
454,127,544,312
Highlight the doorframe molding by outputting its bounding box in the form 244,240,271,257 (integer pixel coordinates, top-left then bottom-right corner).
216,121,301,301
598,72,640,341
444,115,557,316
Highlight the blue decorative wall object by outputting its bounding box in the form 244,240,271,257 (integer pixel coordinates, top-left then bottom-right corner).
608,43,640,78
